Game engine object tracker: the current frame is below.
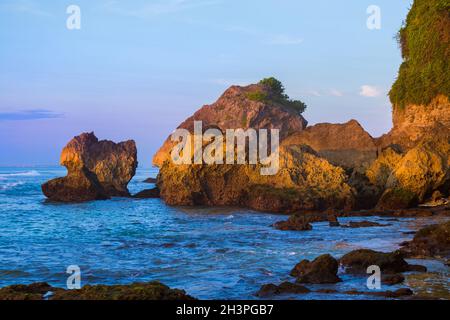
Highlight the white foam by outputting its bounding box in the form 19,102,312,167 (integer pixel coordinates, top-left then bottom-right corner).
0,181,25,190
0,170,40,177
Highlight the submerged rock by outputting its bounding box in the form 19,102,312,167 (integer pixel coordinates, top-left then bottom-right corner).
42,132,137,202
291,254,342,284
0,281,194,300
342,221,390,228
339,249,415,274
382,273,405,286
256,282,310,297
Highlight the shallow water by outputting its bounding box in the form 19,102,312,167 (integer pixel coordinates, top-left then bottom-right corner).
0,167,448,300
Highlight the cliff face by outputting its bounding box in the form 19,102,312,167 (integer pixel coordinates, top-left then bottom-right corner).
153,83,308,167
42,132,138,202
378,95,450,150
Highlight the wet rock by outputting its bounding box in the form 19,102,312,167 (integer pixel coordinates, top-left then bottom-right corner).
406,264,428,273
328,214,340,227
291,254,342,284
42,132,137,202
400,221,450,259
143,177,157,183
382,274,405,286
0,281,195,300
339,249,412,274
256,282,310,297
132,188,160,199
273,215,314,231
0,282,54,300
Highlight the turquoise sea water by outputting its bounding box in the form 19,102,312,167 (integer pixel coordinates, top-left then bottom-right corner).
0,166,448,300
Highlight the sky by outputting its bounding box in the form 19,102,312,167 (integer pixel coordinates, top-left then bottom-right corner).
0,0,412,167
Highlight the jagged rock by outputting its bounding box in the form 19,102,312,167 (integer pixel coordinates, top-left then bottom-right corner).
0,281,195,300
339,249,415,274
153,82,308,167
401,221,450,259
256,282,310,297
378,96,450,151
157,144,355,213
42,133,137,202
282,119,377,172
291,254,342,284
369,134,450,210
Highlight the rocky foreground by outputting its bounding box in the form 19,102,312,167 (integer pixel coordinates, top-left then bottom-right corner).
0,281,195,300
258,220,450,299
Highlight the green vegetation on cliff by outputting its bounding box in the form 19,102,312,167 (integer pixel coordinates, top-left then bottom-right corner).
246,77,307,114
389,0,450,109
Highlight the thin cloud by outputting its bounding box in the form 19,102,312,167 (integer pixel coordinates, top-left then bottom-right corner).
330,89,344,97
360,85,381,97
224,26,303,46
103,0,222,17
0,0,52,16
264,34,303,46
0,109,63,121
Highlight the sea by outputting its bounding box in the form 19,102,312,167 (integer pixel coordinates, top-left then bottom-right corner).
0,166,448,300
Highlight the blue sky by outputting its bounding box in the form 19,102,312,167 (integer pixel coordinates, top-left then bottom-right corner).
0,0,412,166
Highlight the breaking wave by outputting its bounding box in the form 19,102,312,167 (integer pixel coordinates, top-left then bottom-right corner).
0,170,40,177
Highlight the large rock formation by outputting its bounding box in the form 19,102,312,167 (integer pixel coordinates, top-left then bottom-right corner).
42,132,138,202
157,144,355,213
370,132,450,209
282,119,377,172
153,81,308,167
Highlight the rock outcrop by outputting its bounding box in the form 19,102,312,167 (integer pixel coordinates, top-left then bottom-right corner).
153,82,308,167
0,281,194,300
282,119,377,172
369,133,450,210
401,221,450,259
290,254,342,284
42,132,138,202
339,249,426,274
157,144,355,213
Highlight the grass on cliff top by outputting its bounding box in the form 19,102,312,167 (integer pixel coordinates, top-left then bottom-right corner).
246,77,307,114
389,0,450,109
